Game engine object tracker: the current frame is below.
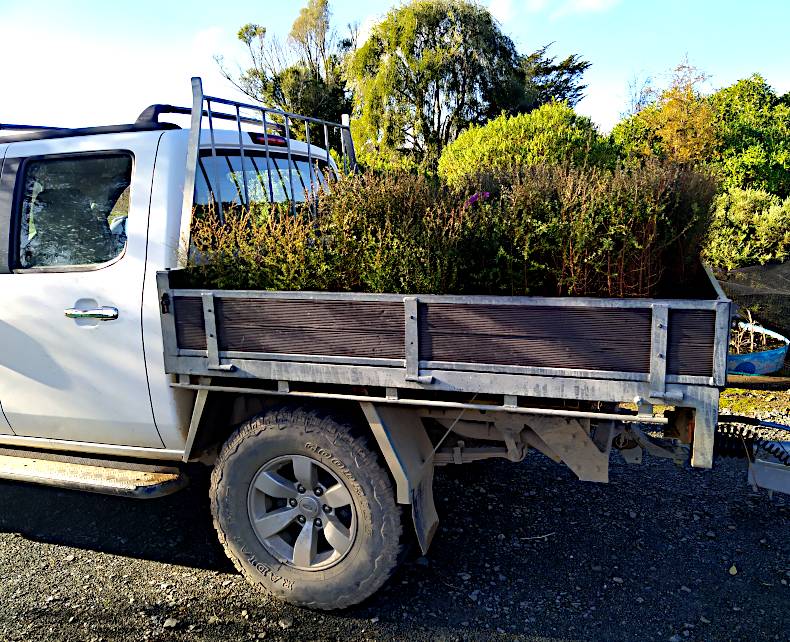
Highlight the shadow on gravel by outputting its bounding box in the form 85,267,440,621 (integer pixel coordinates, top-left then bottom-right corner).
1,454,788,641
342,456,790,641
0,464,232,572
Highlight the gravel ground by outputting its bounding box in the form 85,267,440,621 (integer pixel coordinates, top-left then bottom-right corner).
1,401,788,642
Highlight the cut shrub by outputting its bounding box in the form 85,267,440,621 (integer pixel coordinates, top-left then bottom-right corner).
188,161,716,298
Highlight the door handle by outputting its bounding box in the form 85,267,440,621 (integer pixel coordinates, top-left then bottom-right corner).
64,306,119,321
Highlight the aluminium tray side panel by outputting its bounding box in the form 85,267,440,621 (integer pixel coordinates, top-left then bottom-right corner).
418,304,652,374
171,293,718,379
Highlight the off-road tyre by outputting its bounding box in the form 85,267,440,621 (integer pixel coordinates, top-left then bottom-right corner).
210,404,403,610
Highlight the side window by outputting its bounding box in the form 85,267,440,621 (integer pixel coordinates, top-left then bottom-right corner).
16,154,132,269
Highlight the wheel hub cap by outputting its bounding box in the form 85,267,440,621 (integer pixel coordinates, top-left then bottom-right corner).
298,496,320,518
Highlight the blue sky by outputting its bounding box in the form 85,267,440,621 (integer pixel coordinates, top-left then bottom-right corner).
1,0,788,131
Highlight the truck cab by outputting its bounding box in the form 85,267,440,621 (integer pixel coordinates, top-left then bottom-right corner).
0,113,335,455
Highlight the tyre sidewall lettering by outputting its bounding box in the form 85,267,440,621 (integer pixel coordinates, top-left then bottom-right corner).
304,441,366,500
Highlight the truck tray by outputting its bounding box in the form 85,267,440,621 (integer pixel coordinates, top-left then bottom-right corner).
157,268,731,403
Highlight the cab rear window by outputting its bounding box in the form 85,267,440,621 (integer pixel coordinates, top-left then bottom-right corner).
194,151,329,211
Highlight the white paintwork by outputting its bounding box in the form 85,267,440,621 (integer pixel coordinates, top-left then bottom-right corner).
142,129,195,449
0,127,333,454
0,131,166,447
0,138,10,434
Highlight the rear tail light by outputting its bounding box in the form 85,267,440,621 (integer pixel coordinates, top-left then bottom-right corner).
248,132,288,146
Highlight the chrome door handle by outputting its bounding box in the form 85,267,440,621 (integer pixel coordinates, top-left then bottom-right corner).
64,306,119,321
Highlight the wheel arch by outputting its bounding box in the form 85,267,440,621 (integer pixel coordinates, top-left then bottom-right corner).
186,391,438,553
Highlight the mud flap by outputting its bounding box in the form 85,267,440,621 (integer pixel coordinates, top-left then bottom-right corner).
359,402,439,553
411,467,439,554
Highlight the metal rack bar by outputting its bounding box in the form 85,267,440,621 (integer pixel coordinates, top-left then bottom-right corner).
205,99,224,223
260,110,275,204
235,105,249,207
177,77,204,268
283,115,297,215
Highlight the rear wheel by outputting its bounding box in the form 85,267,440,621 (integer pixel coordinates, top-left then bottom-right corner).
210,405,403,609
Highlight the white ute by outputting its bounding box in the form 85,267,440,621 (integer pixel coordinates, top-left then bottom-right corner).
0,78,788,610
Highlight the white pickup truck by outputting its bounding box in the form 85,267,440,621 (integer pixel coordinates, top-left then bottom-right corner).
1,78,788,610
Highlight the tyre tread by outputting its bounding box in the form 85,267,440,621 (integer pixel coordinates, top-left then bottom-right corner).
209,403,403,610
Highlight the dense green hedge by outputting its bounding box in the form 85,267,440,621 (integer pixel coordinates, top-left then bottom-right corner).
437,103,615,189
188,160,716,298
703,188,790,270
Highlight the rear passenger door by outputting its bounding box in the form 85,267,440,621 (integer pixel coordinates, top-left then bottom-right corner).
0,133,165,448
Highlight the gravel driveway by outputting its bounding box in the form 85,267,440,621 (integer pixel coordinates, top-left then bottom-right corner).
1,434,788,641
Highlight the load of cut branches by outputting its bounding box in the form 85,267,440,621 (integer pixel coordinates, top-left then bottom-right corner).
187,161,717,298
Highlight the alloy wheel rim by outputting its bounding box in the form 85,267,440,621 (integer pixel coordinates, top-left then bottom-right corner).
247,454,357,571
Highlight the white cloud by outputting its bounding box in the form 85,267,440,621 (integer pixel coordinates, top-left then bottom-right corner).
355,14,380,47
575,77,627,132
489,0,515,23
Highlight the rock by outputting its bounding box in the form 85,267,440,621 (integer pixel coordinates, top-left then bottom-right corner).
416,556,430,567
207,616,220,625
706,531,716,539
729,565,738,576
629,510,637,519
700,616,711,624
612,577,624,584
162,618,178,629
278,617,293,630
64,554,75,562
669,635,682,642
459,573,471,581
680,585,692,593
370,617,379,624
591,565,602,572
257,633,267,639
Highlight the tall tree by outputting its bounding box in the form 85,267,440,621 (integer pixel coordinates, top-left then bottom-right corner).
289,0,332,82
613,62,717,164
521,44,591,108
216,1,350,124
347,0,589,168
709,74,790,197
